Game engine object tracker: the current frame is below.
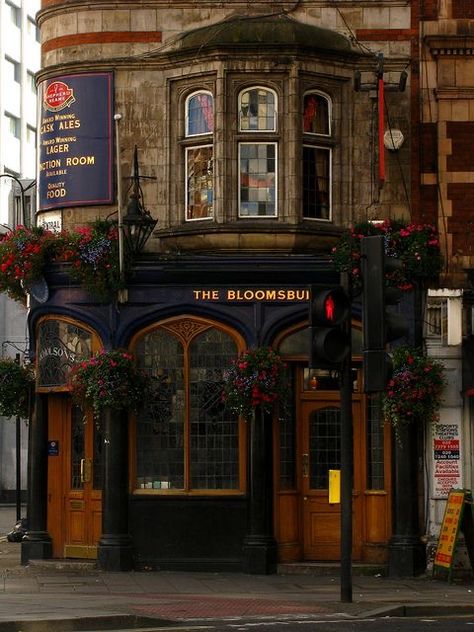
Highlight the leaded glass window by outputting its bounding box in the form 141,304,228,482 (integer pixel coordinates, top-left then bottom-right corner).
239,142,277,217
367,394,385,490
185,90,214,221
134,320,242,493
189,329,239,489
186,145,213,220
278,367,296,490
303,145,331,220
37,319,93,388
239,87,276,132
309,407,341,490
303,92,330,135
186,91,214,137
302,90,332,221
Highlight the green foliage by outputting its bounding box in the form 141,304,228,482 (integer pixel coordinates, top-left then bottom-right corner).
221,346,289,421
331,219,444,291
0,358,34,418
68,349,151,419
382,346,445,438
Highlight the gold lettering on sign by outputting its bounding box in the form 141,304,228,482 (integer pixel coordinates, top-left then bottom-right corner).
192,288,310,302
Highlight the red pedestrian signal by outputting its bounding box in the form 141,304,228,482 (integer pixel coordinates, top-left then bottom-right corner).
309,286,350,368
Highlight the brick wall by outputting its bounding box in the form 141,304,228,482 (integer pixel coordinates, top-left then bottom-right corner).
421,123,437,173
421,0,438,20
447,183,474,253
446,122,474,172
452,0,474,19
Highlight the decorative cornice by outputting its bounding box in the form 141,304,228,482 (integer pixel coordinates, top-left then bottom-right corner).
425,35,474,57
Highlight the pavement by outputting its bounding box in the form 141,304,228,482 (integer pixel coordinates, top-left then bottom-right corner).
0,505,472,630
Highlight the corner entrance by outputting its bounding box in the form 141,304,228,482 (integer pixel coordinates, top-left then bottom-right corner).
47,396,103,558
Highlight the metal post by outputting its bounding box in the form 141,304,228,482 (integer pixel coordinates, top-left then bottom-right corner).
15,354,21,523
340,272,353,603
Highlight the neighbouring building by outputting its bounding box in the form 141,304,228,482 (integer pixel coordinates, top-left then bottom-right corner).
20,0,473,575
0,0,40,503
420,1,474,575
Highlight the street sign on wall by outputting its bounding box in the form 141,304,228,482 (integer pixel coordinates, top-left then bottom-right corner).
38,72,114,211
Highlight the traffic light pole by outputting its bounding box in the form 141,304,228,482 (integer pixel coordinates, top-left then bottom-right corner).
340,272,353,603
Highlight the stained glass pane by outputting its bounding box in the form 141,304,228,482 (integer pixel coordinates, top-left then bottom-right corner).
303,93,330,135
186,92,214,136
240,88,276,131
37,320,92,388
186,145,213,220
239,143,277,217
189,328,238,490
303,145,330,220
135,330,185,490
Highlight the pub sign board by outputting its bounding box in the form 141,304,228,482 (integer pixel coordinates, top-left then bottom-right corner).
38,72,114,210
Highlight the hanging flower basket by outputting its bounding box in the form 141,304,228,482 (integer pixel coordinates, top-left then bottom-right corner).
331,219,443,291
221,346,288,421
68,350,150,418
382,346,445,439
60,220,123,301
0,226,59,302
0,358,34,418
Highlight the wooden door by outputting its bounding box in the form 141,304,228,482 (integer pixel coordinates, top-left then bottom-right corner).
301,399,363,561
48,397,102,558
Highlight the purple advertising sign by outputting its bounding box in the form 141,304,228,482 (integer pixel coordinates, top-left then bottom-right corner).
38,72,114,210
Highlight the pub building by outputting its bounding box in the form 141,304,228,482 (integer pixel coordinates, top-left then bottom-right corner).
23,3,423,574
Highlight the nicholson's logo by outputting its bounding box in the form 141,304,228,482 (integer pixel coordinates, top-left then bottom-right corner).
43,81,76,112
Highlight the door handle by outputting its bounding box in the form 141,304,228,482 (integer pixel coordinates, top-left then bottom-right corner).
302,453,309,478
80,458,92,483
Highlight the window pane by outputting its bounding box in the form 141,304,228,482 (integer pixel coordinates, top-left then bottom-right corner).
189,328,239,490
239,143,277,217
309,407,341,490
303,145,330,220
367,394,385,490
135,330,185,490
303,93,330,135
279,368,296,490
186,92,214,136
186,145,213,220
37,320,92,388
240,88,276,131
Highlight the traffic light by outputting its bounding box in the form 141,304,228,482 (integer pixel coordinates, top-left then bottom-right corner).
361,235,408,392
309,285,350,368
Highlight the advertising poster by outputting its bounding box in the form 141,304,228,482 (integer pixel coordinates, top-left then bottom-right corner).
38,72,114,210
432,422,462,499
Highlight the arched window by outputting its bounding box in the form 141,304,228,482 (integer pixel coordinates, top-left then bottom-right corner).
185,90,214,221
133,318,245,493
238,87,277,218
302,91,332,220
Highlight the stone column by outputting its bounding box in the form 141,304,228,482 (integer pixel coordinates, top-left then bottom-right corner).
242,406,277,574
97,407,133,571
21,393,52,564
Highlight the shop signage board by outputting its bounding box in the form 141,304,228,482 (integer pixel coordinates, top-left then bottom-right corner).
432,422,462,498
38,72,114,210
433,489,474,581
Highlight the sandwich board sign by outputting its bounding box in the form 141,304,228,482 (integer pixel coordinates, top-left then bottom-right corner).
433,489,474,582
